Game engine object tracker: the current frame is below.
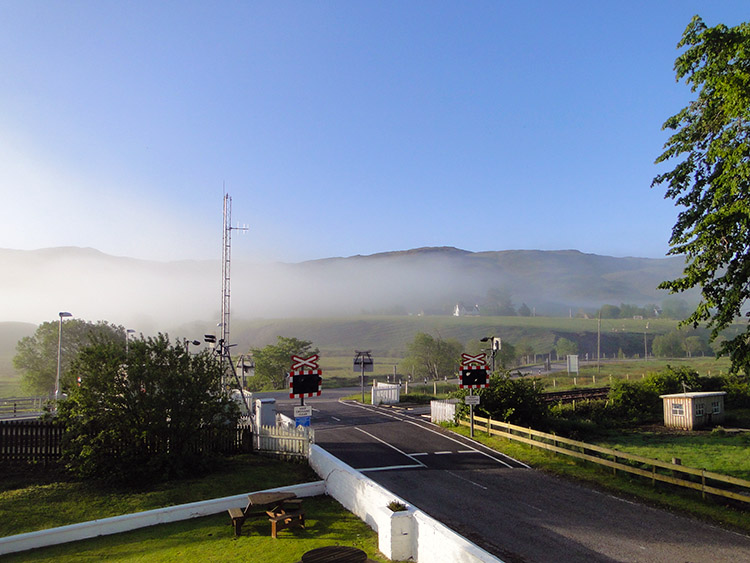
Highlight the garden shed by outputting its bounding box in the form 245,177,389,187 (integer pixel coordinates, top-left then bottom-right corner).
659,391,726,430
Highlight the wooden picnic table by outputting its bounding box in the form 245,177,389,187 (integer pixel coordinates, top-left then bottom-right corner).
228,491,300,536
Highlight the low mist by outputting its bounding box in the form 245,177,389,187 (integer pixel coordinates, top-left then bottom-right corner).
0,247,689,333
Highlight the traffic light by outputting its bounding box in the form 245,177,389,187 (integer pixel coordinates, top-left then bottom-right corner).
460,368,488,389
290,374,322,398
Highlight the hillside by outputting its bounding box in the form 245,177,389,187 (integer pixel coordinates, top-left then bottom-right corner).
0,246,693,330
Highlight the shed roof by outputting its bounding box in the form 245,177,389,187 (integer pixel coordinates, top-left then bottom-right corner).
659,391,726,399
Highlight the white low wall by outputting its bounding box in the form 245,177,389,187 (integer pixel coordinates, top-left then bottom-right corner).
309,445,504,563
0,481,324,556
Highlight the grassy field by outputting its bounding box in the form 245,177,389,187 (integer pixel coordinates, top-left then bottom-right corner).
0,454,393,563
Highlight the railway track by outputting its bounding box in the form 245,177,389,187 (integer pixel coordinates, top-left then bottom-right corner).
542,387,610,403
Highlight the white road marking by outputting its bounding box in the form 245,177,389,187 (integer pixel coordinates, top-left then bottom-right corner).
435,451,453,455
341,400,528,468
354,427,427,468
331,416,341,422
360,464,424,472
446,470,488,490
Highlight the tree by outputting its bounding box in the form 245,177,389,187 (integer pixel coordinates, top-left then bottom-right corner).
14,319,125,394
56,334,239,484
250,337,319,390
468,372,547,426
652,330,686,358
400,332,463,380
653,16,750,374
518,303,532,317
598,304,621,319
554,337,578,358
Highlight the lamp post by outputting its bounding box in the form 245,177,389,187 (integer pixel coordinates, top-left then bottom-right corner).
125,329,135,355
480,336,501,372
184,339,201,352
55,312,73,403
644,322,649,361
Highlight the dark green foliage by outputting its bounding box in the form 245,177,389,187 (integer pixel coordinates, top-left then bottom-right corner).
14,320,125,394
454,372,548,427
56,334,239,485
653,16,750,374
250,336,319,390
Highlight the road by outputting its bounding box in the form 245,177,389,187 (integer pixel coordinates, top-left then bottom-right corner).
264,389,750,563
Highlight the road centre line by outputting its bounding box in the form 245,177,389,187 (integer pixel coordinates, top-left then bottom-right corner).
342,400,528,469
445,470,488,490
434,451,452,455
354,427,427,468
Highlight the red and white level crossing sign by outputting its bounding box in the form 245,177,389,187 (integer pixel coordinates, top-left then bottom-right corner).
289,354,322,398
291,354,319,370
461,353,487,368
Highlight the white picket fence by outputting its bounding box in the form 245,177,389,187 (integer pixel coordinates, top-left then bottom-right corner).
372,382,400,405
430,399,460,423
255,424,313,458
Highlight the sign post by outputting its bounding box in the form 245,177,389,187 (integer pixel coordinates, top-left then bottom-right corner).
460,353,489,438
288,355,322,427
353,350,374,403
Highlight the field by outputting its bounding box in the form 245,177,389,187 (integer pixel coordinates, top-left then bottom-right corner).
0,315,736,397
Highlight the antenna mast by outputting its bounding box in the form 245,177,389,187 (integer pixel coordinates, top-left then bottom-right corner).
220,192,248,362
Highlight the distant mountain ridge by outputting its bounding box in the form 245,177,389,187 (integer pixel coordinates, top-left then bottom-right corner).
0,246,690,329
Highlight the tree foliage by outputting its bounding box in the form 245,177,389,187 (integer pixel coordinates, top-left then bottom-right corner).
653,15,750,374
250,336,319,390
401,332,462,380
14,319,125,394
56,334,238,484
458,372,547,427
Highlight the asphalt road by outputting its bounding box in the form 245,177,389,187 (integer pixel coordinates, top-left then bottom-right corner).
265,389,750,563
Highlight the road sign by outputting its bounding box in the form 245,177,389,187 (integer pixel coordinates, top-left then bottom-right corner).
294,405,313,418
289,371,322,398
460,368,489,389
291,354,319,370
295,416,311,428
461,353,487,368
353,351,374,372
465,395,480,405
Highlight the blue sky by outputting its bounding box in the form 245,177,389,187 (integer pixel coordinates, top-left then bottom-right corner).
0,1,747,263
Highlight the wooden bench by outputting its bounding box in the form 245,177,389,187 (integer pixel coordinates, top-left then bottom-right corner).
267,508,305,538
227,507,246,537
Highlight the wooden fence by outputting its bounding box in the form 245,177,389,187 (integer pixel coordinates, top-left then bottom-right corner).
460,414,750,505
0,420,64,464
0,420,253,464
0,397,48,419
256,424,313,459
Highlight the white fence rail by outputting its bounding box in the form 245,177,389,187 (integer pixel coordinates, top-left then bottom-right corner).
430,399,459,423
255,424,313,458
372,382,400,405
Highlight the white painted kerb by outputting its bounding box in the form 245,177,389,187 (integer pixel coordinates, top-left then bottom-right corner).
0,481,324,556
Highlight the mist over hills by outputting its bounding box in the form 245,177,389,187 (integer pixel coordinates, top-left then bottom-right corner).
0,246,691,331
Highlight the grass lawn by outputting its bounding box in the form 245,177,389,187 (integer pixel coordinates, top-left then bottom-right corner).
0,496,392,563
0,454,395,561
591,426,750,481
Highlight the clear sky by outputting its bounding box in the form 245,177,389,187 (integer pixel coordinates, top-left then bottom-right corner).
0,1,747,264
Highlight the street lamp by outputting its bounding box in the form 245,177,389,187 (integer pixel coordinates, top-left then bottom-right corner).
480,336,501,372
55,312,73,403
184,338,201,352
125,329,135,355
